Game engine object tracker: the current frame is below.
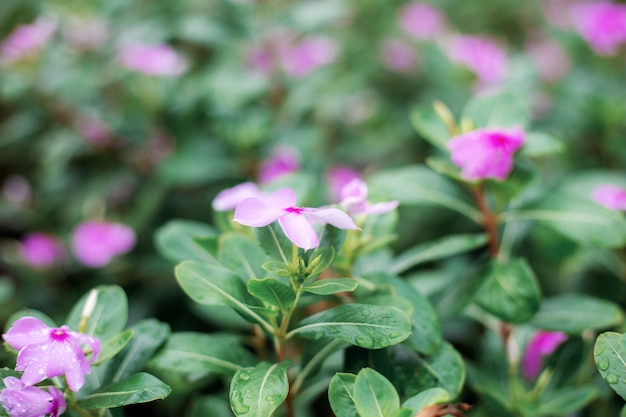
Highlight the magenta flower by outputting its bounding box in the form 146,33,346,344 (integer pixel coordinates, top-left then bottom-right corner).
234,188,358,250
0,16,56,65
118,43,186,76
279,36,338,78
398,2,446,40
71,220,136,268
379,38,418,74
0,377,66,417
259,145,301,184
19,233,65,270
326,166,362,203
570,1,626,55
3,317,100,392
447,127,525,181
340,179,399,216
522,331,567,380
212,182,266,212
446,35,508,88
591,184,626,211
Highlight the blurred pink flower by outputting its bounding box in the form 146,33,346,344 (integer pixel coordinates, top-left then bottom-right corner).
75,117,112,145
63,17,109,51
591,184,626,210
399,2,446,40
525,37,571,83
246,46,275,76
0,377,66,417
71,220,136,267
3,316,100,391
522,330,567,380
379,38,418,73
326,166,362,203
234,187,358,250
212,182,265,211
448,127,525,181
118,43,186,76
0,16,56,65
19,233,65,269
340,178,399,216
280,36,338,78
2,175,31,206
259,145,301,184
570,1,626,55
447,35,508,88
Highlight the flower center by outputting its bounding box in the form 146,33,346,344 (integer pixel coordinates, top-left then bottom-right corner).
285,206,303,214
50,327,70,342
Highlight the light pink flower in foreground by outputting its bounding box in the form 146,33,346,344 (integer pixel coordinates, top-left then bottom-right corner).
379,38,418,73
522,330,567,379
234,188,358,250
279,36,338,78
326,166,362,203
448,127,525,181
259,146,301,184
3,317,100,391
340,178,399,216
570,1,626,55
591,184,626,210
212,182,266,212
399,2,446,40
118,43,186,76
71,220,136,268
0,16,56,65
19,233,65,270
447,35,507,88
0,377,66,417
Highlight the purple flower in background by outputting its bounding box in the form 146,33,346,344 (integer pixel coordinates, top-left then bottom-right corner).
326,166,362,203
448,127,525,181
3,317,100,391
399,2,446,40
234,188,358,250
71,220,136,268
118,43,186,76
0,16,56,65
525,37,571,83
212,182,265,212
446,35,507,88
570,1,626,55
280,36,337,78
259,145,301,184
591,184,626,210
379,38,418,73
340,178,399,216
0,377,66,417
522,330,567,379
19,233,65,270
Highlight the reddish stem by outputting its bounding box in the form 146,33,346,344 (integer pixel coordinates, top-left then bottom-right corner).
472,185,500,258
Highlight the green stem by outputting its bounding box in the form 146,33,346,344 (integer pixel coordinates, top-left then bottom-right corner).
291,339,343,395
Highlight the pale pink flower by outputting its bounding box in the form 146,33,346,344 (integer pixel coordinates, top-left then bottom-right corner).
0,377,66,417
75,117,111,145
246,46,275,76
522,330,567,379
118,43,186,76
279,36,338,78
234,187,358,250
570,1,626,55
212,182,266,212
379,38,418,73
19,233,65,270
340,178,399,216
63,17,109,51
399,2,446,40
0,16,56,65
525,37,571,82
3,317,100,391
326,166,361,203
71,220,136,268
591,184,626,210
447,35,508,88
448,127,525,181
259,146,301,184
2,175,31,206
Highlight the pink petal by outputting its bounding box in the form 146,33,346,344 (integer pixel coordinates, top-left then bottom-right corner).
3,317,50,350
303,207,359,230
75,332,101,363
264,187,298,208
212,182,263,211
365,200,400,215
234,198,285,227
522,331,567,379
591,184,626,211
0,377,57,417
278,212,319,250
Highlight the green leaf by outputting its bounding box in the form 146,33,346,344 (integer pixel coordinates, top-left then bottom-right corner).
262,261,292,277
67,286,128,341
595,332,626,400
78,372,171,409
220,233,271,281
535,386,598,415
255,223,293,263
475,258,541,323
229,361,290,417
328,373,358,417
290,304,411,349
247,278,295,312
410,105,450,150
520,131,564,157
461,89,530,128
303,278,358,295
151,332,256,379
531,294,623,333
402,388,450,414
154,220,220,264
353,368,400,417
94,329,134,365
390,233,488,274
305,246,335,277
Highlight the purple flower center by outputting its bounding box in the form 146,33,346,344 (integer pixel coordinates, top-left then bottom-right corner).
50,327,70,342
285,207,303,214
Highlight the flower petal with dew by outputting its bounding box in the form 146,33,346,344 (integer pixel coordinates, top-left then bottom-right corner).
0,377,66,417
212,182,265,212
448,127,525,181
591,184,626,211
19,233,65,270
3,317,100,392
71,220,136,268
521,330,567,380
339,178,399,216
234,188,358,250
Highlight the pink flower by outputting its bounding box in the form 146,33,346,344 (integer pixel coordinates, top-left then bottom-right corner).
0,377,66,417
591,184,626,210
118,43,186,76
570,1,626,55
62,17,109,51
398,2,446,40
259,146,301,184
19,233,65,270
522,331,567,379
212,182,266,212
525,37,571,83
379,38,418,73
0,16,56,65
326,166,362,203
2,175,31,206
3,317,100,391
246,46,275,76
340,178,399,216
71,221,136,268
234,188,358,250
279,36,338,78
446,35,508,88
447,127,525,181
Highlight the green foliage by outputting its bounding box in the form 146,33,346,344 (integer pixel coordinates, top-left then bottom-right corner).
229,361,290,417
